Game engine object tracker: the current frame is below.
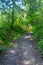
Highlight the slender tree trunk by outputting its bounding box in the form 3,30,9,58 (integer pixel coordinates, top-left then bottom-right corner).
12,0,14,24
11,0,14,29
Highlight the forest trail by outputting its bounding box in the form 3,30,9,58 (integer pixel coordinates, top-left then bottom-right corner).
0,32,43,65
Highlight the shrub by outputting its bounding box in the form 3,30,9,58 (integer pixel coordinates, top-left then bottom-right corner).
0,28,11,52
36,40,43,57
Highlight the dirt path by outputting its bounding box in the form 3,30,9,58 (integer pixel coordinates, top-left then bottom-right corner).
0,32,43,65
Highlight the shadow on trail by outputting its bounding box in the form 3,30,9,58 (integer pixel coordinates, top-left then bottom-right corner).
0,39,24,65
0,32,43,65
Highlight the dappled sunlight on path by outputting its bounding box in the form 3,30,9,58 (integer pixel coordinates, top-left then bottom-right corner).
0,32,43,65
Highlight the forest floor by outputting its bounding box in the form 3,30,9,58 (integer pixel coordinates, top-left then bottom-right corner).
0,32,43,65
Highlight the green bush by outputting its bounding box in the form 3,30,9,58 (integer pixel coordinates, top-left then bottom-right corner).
30,11,43,57
0,28,11,52
36,40,43,57
0,21,26,52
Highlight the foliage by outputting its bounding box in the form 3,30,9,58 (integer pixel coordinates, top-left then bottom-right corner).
36,40,43,57
0,0,43,57
28,0,43,57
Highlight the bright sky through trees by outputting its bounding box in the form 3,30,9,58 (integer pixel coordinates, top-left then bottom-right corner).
15,0,25,9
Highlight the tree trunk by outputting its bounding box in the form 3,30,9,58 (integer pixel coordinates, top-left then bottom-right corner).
11,0,14,30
